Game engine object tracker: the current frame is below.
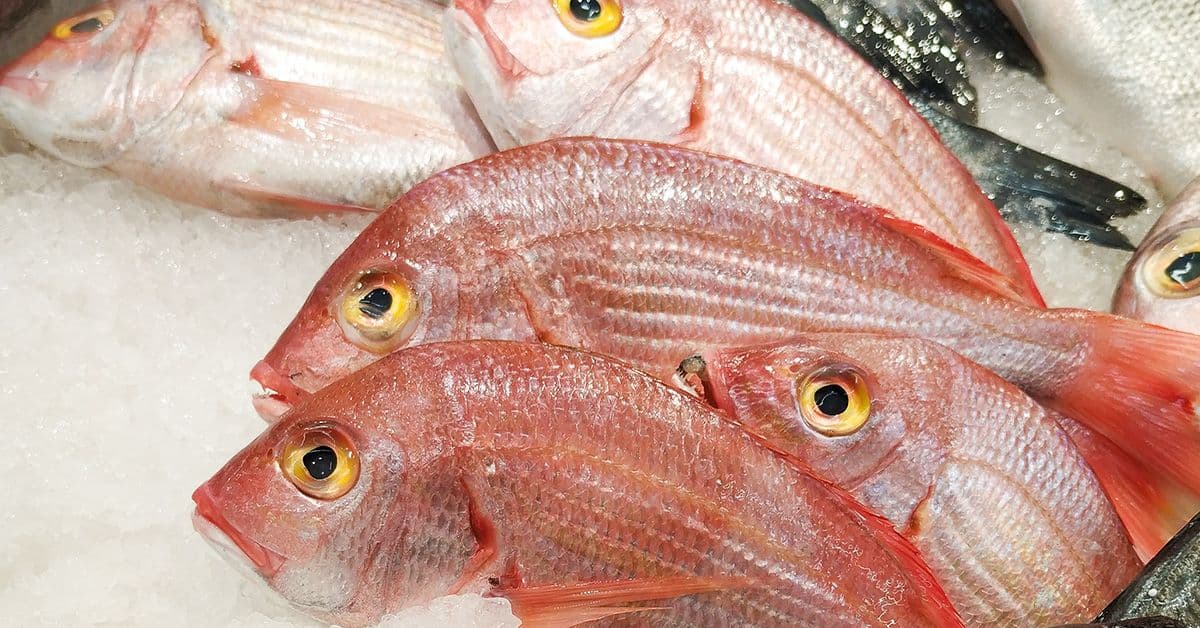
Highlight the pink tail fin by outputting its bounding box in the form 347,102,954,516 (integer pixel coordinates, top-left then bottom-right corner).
1048,314,1200,499
1056,415,1200,561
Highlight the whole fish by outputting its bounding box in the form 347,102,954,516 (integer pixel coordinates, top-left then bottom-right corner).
252,138,1200,508
197,340,962,627
997,0,1200,198
1097,511,1200,625
0,0,493,217
442,0,1043,298
690,333,1141,624
1113,176,1200,332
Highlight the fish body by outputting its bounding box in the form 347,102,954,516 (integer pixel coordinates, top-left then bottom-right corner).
1113,176,1200,332
254,138,1200,507
998,0,1200,198
0,0,493,216
197,340,962,627
443,0,1041,298
696,334,1141,624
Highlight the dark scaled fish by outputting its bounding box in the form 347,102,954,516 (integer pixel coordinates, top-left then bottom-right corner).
1095,511,1200,626
790,0,1146,249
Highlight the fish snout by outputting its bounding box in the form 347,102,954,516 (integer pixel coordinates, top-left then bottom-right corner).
192,484,285,577
250,360,306,422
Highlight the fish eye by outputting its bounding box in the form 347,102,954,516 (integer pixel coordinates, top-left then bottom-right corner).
1141,228,1200,299
554,0,623,38
53,8,116,41
335,271,420,354
280,422,360,500
796,366,871,437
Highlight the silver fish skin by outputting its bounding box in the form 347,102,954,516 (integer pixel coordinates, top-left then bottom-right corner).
1113,176,1200,332
0,0,493,217
999,0,1200,198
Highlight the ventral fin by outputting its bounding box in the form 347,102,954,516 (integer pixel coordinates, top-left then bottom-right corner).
494,575,745,628
226,75,460,145
217,180,373,216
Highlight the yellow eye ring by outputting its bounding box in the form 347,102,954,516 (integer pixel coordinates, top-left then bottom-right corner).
1141,227,1200,299
335,270,420,354
279,422,360,500
53,8,116,41
796,367,871,437
553,0,623,38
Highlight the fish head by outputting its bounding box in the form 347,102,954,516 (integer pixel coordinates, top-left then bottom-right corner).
1113,220,1200,333
701,334,954,495
443,0,683,148
0,0,213,166
197,351,470,623
252,212,461,421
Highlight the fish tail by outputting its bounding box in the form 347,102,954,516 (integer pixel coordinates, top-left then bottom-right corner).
1056,415,1200,561
1047,313,1200,500
918,103,1144,251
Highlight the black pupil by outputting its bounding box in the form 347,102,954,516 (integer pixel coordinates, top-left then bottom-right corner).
70,17,105,34
303,446,337,480
358,288,393,319
813,384,850,416
1165,252,1200,288
570,0,603,21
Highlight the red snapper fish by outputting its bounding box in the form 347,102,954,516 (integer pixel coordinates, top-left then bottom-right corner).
197,340,962,627
252,138,1200,504
442,0,1042,300
691,333,1142,623
0,0,493,217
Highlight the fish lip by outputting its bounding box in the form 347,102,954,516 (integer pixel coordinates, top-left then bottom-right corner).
449,0,531,82
0,74,48,101
250,360,305,422
192,484,285,577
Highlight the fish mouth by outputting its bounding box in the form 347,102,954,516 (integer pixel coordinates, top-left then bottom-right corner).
250,360,306,422
0,74,48,101
192,484,285,578
448,0,531,82
694,350,737,418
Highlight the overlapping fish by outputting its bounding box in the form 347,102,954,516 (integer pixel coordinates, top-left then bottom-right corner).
690,334,1142,623
252,139,1200,519
1114,176,1200,333
443,0,1042,292
0,0,493,216
196,340,963,626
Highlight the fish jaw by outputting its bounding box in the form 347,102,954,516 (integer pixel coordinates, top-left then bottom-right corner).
250,360,307,422
192,484,285,578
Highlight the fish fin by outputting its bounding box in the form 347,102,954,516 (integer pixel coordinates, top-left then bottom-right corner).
226,74,463,145
956,0,1042,75
917,102,1145,250
217,180,374,216
448,477,501,595
495,576,744,628
1049,314,1200,499
1055,415,1200,561
877,213,1045,306
788,0,977,121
